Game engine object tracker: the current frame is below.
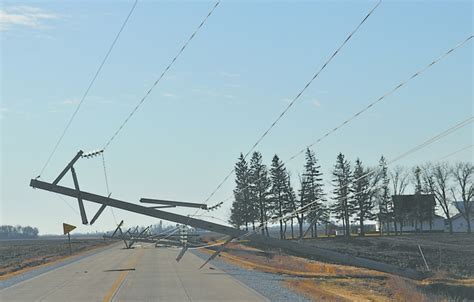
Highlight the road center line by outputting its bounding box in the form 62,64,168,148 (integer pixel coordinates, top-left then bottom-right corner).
102,248,144,302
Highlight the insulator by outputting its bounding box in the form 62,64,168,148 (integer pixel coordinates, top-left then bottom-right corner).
82,149,104,159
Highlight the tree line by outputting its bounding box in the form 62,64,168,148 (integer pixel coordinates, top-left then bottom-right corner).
0,225,39,239
229,149,473,238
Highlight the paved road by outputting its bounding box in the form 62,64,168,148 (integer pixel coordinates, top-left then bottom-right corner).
0,244,268,302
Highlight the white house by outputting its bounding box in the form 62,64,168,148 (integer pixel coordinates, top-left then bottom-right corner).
382,194,445,233
399,214,445,232
451,213,474,232
380,214,446,233
450,202,473,233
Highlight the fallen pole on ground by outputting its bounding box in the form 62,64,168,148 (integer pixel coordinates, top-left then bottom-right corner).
30,177,425,280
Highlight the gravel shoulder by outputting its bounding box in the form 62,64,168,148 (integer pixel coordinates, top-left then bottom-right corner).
192,249,311,302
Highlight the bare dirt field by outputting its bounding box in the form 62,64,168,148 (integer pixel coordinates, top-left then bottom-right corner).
304,233,474,278
0,238,114,277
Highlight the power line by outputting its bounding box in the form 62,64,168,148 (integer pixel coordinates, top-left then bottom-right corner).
102,1,220,151
216,35,473,206
388,117,473,164
201,0,382,205
101,153,118,225
437,144,473,161
37,0,139,178
236,115,473,241
57,195,80,215
286,35,474,162
200,116,473,258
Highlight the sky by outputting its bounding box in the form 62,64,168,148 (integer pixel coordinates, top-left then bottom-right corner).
1,0,472,235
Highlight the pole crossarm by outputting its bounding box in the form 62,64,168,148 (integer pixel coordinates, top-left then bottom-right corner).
70,167,88,225
52,150,83,185
31,179,242,236
140,198,208,210
30,178,424,280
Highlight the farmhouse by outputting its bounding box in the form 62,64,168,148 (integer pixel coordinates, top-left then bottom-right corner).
451,201,473,233
379,194,445,233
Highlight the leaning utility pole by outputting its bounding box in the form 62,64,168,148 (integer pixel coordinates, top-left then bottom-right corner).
30,151,424,280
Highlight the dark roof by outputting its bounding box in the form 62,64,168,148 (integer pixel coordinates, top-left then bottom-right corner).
392,194,436,212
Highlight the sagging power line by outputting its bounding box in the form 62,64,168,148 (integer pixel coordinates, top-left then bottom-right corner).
37,0,139,178
212,115,473,253
438,144,473,161
201,0,382,205
102,1,220,151
215,35,474,206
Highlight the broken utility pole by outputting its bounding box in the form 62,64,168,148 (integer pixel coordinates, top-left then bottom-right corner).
30,151,425,280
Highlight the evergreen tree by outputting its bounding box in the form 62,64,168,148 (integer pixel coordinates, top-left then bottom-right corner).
249,151,271,236
351,159,378,236
331,153,353,238
377,156,391,235
230,153,254,230
301,148,327,238
297,175,307,238
411,165,424,232
413,166,423,194
270,155,289,239
229,200,244,228
284,173,298,239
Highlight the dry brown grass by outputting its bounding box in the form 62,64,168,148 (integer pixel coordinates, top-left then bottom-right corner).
204,243,471,301
286,278,391,302
387,277,440,302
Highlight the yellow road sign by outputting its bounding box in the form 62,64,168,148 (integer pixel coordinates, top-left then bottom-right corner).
63,223,76,235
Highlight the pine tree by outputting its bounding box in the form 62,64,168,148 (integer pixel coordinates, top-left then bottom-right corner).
249,151,271,236
270,155,289,239
412,165,426,233
301,148,327,238
331,153,353,238
351,159,378,236
284,173,298,239
297,174,307,238
377,156,391,235
230,153,254,230
229,200,244,228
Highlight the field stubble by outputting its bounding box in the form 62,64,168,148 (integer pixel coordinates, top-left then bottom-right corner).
0,238,114,278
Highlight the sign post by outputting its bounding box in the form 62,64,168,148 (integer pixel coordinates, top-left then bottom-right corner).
63,223,76,255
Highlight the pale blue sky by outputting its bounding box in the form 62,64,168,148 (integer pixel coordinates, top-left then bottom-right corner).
1,0,472,234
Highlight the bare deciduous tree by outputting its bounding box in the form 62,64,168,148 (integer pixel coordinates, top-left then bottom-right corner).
451,162,473,234
422,163,452,233
391,166,409,195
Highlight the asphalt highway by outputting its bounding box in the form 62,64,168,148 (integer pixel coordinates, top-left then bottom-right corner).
0,244,268,301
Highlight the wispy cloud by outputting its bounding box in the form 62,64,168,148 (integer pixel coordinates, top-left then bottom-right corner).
0,6,61,31
59,98,79,105
0,107,7,119
192,87,240,104
219,71,240,78
282,97,322,108
162,92,179,99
